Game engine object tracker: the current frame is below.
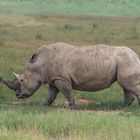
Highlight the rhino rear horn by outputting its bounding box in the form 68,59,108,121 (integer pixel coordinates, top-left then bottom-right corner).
13,72,20,79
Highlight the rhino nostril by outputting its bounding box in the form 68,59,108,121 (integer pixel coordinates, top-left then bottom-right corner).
15,89,21,96
16,92,20,96
16,93,20,97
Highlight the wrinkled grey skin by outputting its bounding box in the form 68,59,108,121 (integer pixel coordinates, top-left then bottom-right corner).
1,42,140,108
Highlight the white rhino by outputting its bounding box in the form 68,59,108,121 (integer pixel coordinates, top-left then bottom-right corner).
1,43,140,108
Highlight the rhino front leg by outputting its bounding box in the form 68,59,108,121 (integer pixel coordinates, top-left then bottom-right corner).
123,89,134,107
129,84,140,105
43,85,59,106
55,80,76,109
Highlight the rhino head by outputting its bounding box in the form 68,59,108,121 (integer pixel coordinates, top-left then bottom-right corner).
0,71,42,99
0,53,43,99
13,71,42,99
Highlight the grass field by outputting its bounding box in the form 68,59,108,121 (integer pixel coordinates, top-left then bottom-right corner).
0,0,140,16
0,0,140,140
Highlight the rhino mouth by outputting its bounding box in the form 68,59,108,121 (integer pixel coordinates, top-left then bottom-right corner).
16,94,30,99
16,90,30,99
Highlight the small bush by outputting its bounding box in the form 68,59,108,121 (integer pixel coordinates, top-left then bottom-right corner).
0,41,4,47
64,24,75,30
0,30,8,36
130,27,139,40
92,23,97,28
36,34,43,40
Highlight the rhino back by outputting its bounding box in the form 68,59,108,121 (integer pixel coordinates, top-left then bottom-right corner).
37,43,117,91
28,43,136,91
66,45,117,91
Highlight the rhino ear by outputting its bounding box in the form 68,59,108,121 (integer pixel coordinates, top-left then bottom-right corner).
13,72,20,79
29,53,38,63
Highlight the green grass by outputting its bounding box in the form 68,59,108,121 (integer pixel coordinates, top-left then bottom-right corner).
0,106,140,140
0,0,140,139
0,0,140,16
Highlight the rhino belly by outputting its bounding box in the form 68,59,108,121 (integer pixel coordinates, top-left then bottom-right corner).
72,78,116,91
70,66,117,92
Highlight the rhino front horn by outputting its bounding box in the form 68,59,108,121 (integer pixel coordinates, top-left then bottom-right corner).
0,76,19,90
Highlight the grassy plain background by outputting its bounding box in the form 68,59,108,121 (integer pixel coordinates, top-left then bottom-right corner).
0,0,140,139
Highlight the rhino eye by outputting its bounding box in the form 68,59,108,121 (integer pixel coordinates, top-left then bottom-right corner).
20,79,24,82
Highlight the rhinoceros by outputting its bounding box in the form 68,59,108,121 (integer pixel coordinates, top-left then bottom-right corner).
1,42,140,108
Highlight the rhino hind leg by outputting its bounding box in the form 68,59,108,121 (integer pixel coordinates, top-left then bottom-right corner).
129,84,140,105
55,80,76,109
43,85,59,106
118,69,140,106
123,89,135,107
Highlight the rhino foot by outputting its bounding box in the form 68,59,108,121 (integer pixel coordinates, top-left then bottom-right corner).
42,102,53,107
68,104,77,110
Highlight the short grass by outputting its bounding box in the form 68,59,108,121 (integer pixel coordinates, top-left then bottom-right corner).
0,0,140,140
